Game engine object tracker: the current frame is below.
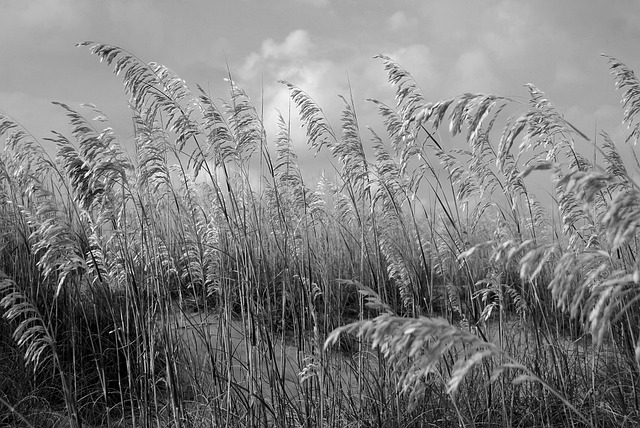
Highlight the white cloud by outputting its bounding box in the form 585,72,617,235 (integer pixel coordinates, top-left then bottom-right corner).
0,91,75,145
236,30,342,147
9,0,81,30
380,44,440,95
0,0,88,55
239,29,314,81
388,11,416,32
263,29,313,60
481,1,531,61
564,103,622,142
449,50,500,95
554,62,589,87
264,59,339,145
293,0,330,7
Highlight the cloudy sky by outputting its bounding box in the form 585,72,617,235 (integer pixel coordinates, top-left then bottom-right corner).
1,0,639,180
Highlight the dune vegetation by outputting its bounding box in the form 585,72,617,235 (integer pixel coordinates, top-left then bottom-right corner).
1,42,640,427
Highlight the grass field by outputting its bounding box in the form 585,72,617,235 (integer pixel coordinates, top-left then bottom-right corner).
1,42,639,427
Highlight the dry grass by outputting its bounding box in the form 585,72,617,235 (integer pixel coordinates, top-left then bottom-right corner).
0,43,639,427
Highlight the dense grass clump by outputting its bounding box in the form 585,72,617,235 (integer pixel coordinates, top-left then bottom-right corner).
0,42,639,427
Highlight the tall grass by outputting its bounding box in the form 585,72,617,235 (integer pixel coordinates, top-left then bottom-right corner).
0,42,639,427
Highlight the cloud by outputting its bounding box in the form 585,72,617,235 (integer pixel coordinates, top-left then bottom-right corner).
388,11,417,32
380,44,440,96
564,103,623,141
293,0,331,7
236,30,343,150
0,0,89,56
5,0,81,31
262,29,313,60
449,49,500,95
239,29,314,81
0,91,76,143
480,1,532,61
554,62,590,87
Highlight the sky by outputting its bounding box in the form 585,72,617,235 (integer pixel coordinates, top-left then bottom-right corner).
2,0,640,183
